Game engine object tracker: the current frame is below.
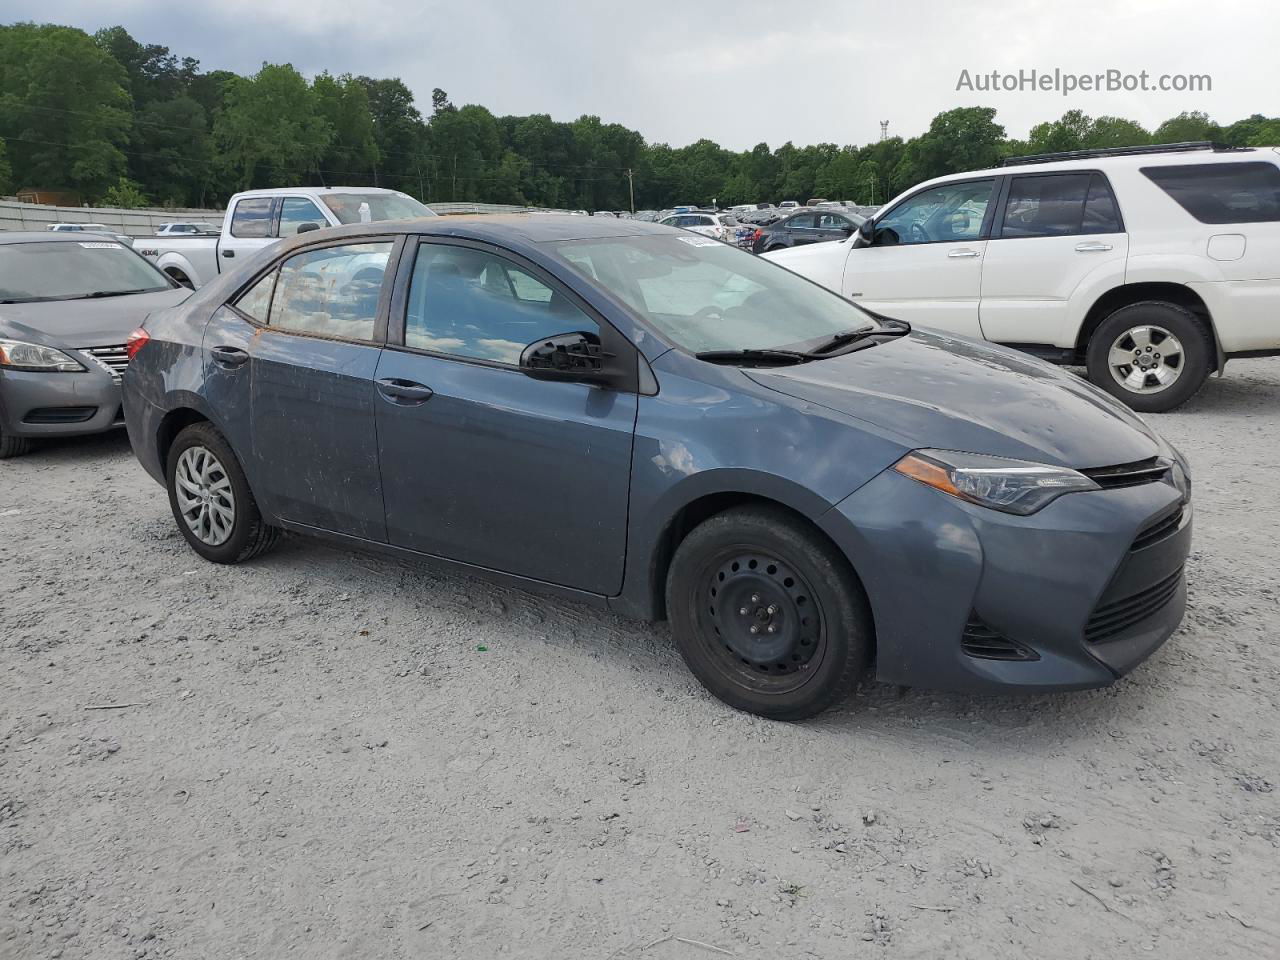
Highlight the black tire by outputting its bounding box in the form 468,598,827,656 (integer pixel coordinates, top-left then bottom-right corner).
1085,301,1213,413
665,505,872,720
0,430,33,459
166,421,280,564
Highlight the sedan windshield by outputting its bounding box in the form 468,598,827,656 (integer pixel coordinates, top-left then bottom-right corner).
320,192,437,224
553,234,877,354
0,241,173,303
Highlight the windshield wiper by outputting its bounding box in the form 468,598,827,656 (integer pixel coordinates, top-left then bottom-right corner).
80,288,164,299
695,348,817,366
805,320,913,356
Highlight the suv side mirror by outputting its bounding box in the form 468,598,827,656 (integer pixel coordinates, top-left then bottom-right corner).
519,331,624,387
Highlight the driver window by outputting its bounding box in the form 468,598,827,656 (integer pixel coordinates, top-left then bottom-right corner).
279,197,327,237
269,242,392,340
405,244,599,365
873,179,994,246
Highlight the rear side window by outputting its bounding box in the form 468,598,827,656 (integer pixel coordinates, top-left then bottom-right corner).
786,213,816,228
230,198,274,238
1002,173,1122,237
404,244,599,365
1141,162,1280,224
269,242,392,340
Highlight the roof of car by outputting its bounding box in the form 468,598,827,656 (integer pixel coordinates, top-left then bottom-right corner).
283,213,676,247
0,231,122,245
928,145,1276,187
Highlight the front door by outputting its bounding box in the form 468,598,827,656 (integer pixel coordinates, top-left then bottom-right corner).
373,239,638,595
219,196,279,268
842,177,996,337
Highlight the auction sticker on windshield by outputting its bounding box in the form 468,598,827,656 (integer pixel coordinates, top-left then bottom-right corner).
77,242,123,249
677,236,720,247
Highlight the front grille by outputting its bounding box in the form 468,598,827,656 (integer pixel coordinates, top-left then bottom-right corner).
23,406,98,424
1081,457,1171,489
82,345,129,381
1085,567,1183,643
962,614,1040,661
1132,505,1185,552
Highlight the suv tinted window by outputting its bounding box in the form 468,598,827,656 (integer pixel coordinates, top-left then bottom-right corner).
405,244,599,365
269,242,392,340
1142,161,1280,224
1002,173,1093,238
1083,174,1122,233
279,198,327,237
230,197,274,238
875,179,994,245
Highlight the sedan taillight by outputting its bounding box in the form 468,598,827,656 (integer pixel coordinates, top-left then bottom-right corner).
125,328,151,360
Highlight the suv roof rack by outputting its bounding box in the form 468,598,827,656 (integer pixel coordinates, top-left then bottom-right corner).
999,141,1249,167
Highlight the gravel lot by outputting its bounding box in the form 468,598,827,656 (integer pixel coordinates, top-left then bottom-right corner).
2,361,1279,960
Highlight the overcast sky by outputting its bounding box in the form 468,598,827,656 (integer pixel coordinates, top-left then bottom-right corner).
9,0,1276,149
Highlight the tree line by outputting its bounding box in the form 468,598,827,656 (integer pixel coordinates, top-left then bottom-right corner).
1,21,1278,212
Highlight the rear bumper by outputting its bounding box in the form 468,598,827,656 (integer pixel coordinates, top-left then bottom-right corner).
819,468,1190,693
0,367,124,438
121,374,167,485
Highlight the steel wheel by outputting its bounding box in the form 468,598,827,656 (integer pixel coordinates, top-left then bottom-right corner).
1107,325,1184,395
698,550,826,694
173,445,236,546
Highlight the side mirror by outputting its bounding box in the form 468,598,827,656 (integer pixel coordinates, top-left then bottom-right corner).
852,218,875,247
840,224,856,237
519,331,624,387
296,222,322,234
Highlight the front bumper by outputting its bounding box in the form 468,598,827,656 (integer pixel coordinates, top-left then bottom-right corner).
0,362,124,438
820,468,1190,693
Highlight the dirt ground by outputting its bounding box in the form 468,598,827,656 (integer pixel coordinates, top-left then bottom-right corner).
2,361,1278,960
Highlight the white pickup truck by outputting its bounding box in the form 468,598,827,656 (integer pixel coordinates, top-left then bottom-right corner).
136,186,437,288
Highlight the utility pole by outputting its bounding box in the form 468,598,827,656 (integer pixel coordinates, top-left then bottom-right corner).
626,168,635,213
452,154,458,201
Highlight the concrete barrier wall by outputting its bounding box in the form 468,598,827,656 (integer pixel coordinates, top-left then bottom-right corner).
0,199,225,237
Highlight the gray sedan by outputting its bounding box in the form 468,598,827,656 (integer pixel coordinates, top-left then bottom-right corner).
122,215,1191,719
0,233,190,457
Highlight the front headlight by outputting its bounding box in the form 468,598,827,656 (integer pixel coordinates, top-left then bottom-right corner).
0,339,87,373
893,449,1100,516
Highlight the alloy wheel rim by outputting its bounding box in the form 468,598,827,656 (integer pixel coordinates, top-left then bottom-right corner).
701,551,824,693
175,445,236,546
1107,325,1184,394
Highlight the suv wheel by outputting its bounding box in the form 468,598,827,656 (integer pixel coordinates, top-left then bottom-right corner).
1085,301,1213,412
166,422,280,564
0,429,32,459
666,506,872,720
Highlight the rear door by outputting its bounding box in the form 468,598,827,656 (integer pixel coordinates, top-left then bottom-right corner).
813,212,855,243
218,196,277,270
372,238,638,594
842,177,996,337
782,212,818,244
202,237,398,540
979,172,1128,346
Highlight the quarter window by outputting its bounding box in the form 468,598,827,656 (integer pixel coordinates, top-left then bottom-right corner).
1141,161,1280,224
405,244,599,365
278,198,327,237
874,179,994,245
268,242,392,340
229,198,274,238
234,271,277,323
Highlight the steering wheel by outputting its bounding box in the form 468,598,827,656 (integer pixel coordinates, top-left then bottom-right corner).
909,221,931,244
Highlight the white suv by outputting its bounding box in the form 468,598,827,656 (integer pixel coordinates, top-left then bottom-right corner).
766,143,1280,411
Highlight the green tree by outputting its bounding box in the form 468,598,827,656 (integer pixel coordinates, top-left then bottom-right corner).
0,138,11,194
358,76,424,192
1027,109,1093,154
100,175,148,207
1153,111,1220,143
896,107,1005,187
1085,116,1150,148
314,73,379,181
213,63,332,189
0,23,131,196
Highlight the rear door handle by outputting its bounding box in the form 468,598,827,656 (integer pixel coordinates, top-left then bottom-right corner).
377,378,434,405
947,248,980,258
1075,241,1113,252
210,345,249,368
221,249,235,258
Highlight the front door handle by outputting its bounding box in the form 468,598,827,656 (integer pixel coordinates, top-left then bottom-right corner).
210,345,249,368
221,249,235,258
1075,241,1113,252
947,248,980,258
377,378,434,405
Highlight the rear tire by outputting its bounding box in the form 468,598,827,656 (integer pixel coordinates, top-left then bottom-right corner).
666,505,872,720
166,422,280,564
1085,301,1213,412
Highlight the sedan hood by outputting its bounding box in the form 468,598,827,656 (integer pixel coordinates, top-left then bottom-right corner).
746,329,1162,469
0,287,190,347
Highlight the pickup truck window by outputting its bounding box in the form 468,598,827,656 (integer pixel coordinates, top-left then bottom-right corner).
279,198,327,237
320,192,435,224
230,198,274,238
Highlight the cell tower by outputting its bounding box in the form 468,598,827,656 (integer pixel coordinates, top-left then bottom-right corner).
879,120,889,142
